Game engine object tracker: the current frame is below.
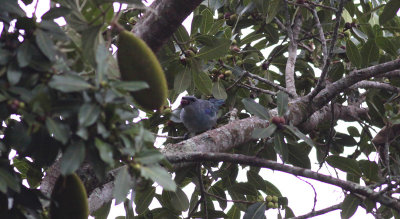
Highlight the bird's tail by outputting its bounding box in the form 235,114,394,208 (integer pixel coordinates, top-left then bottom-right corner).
209,98,225,108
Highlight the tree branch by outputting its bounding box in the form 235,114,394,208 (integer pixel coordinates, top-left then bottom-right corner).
285,13,302,98
166,152,400,211
288,203,342,219
351,81,400,93
132,0,203,52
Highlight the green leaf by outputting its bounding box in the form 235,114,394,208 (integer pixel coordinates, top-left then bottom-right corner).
277,91,288,116
35,29,57,62
42,6,72,20
0,0,25,16
60,141,86,175
288,143,311,169
81,25,102,66
358,160,381,183
79,103,101,127
200,8,214,34
334,132,357,146
112,81,148,92
95,138,114,166
360,40,379,67
284,125,315,147
193,71,212,95
346,40,361,68
379,0,400,25
347,126,360,137
341,194,361,219
240,33,265,46
7,61,22,85
0,168,20,193
141,165,176,191
174,67,191,93
114,166,133,205
252,124,277,139
376,36,398,56
163,187,189,211
243,202,266,219
91,201,112,219
174,25,190,45
135,150,164,165
17,40,32,67
49,74,92,92
274,131,288,162
195,38,231,60
266,0,281,24
135,186,155,214
264,180,281,196
227,205,241,219
46,118,69,144
326,155,362,176
229,183,258,196
242,98,270,120
209,185,227,210
208,19,225,35
212,80,227,100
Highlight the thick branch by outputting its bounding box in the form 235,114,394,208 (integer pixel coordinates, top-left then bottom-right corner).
351,81,400,93
285,13,302,98
289,203,342,219
310,58,400,111
166,152,400,211
132,0,203,52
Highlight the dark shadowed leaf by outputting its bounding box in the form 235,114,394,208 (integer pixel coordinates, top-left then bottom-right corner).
360,40,379,67
284,125,315,147
274,131,288,162
60,141,85,175
358,160,381,183
196,38,231,60
379,0,400,25
242,98,270,120
45,118,69,144
95,138,114,165
288,143,311,169
17,40,32,67
7,61,22,85
174,67,191,93
326,155,362,176
42,6,71,20
35,29,56,62
227,205,241,219
376,36,398,56
341,194,361,219
243,202,266,219
193,71,212,95
346,40,361,68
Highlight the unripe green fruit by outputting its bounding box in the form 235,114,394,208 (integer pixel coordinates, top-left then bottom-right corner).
266,195,273,202
274,203,279,209
236,60,243,66
272,196,278,203
50,173,88,219
267,202,274,208
117,30,168,111
224,70,232,76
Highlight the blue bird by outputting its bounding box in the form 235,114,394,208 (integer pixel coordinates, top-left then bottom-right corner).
178,96,224,134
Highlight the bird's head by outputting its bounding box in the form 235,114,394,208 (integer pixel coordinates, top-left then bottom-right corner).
180,96,197,107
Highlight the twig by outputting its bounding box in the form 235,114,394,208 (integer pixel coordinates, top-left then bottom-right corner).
287,203,342,219
155,134,185,140
197,163,208,219
309,0,345,99
237,83,276,96
246,72,294,97
287,1,338,11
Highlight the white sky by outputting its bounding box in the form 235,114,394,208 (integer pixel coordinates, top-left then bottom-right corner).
13,0,381,218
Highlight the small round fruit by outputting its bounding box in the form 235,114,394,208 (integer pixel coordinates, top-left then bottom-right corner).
224,70,232,76
274,203,279,209
266,195,273,202
272,196,278,203
267,202,275,208
236,60,243,66
271,117,280,125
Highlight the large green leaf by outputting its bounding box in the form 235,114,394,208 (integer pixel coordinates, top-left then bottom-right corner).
274,131,288,162
379,0,400,25
346,40,361,68
358,160,381,183
242,98,270,120
46,118,69,144
49,74,92,92
141,165,176,191
35,29,57,62
252,124,277,139
60,141,86,175
341,194,361,219
79,103,101,127
265,0,281,24
162,187,189,211
135,186,156,214
195,38,231,60
193,71,212,95
326,155,362,176
212,80,227,100
114,166,133,205
200,8,214,34
243,202,266,219
360,40,379,67
376,36,398,56
284,125,315,147
94,138,114,165
174,67,191,93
